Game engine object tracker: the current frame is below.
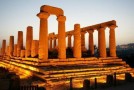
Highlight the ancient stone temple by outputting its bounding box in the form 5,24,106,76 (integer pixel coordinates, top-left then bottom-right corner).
0,5,134,90
37,5,66,60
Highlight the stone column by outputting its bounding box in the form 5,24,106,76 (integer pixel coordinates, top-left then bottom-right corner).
2,40,6,56
88,30,94,56
6,46,10,56
13,44,17,57
81,31,86,51
49,38,53,50
25,26,33,57
53,37,57,48
68,34,72,48
9,36,14,57
31,40,39,58
21,50,25,58
0,48,2,56
109,25,117,57
17,31,23,57
98,27,107,57
73,24,81,58
57,15,66,59
37,12,50,60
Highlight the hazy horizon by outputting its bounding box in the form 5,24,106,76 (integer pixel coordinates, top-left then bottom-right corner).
0,0,134,48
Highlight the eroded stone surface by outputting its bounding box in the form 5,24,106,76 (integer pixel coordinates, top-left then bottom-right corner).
73,24,81,58
31,40,39,58
17,31,23,57
9,36,14,57
25,26,33,57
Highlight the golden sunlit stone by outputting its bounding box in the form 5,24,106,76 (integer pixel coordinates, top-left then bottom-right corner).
0,5,133,90
9,36,14,57
25,26,33,57
2,40,6,56
17,31,23,57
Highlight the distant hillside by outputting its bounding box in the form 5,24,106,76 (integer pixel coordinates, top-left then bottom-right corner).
116,43,134,68
117,43,134,50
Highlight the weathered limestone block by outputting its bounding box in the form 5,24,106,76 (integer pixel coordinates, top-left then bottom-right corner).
31,40,39,58
73,24,81,58
40,5,64,16
25,26,33,57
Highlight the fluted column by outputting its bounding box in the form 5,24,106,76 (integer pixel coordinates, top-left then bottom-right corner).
73,24,81,58
2,40,6,56
13,44,17,57
81,31,86,51
25,26,33,57
17,31,23,57
109,25,117,57
57,15,66,59
68,34,72,48
87,30,94,56
37,12,50,60
9,36,14,57
98,27,107,57
31,40,39,58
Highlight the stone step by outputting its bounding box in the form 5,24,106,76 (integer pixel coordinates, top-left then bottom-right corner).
9,58,102,66
99,57,119,60
1,60,41,73
9,57,128,68
43,66,127,74
0,61,33,79
2,59,131,76
8,59,102,69
1,59,134,88
101,59,123,62
43,68,132,79
45,72,134,85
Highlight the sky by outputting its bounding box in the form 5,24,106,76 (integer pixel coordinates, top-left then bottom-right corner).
0,0,134,48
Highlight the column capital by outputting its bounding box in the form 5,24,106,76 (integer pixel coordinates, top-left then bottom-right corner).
97,27,106,31
49,37,53,40
37,12,50,19
109,25,117,30
81,31,86,35
87,30,94,34
27,26,33,29
57,15,66,22
54,37,57,39
68,34,72,37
